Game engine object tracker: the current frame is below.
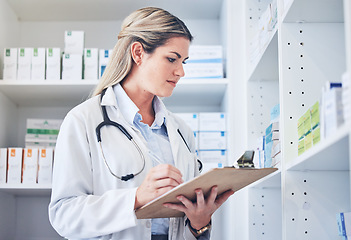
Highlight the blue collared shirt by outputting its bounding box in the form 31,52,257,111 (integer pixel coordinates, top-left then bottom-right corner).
114,84,173,235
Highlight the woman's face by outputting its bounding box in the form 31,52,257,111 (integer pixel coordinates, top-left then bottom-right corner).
137,36,190,98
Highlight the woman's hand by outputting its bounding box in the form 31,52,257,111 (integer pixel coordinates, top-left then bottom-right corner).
163,186,234,234
134,164,184,209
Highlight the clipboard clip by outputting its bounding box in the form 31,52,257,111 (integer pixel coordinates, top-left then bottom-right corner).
236,150,255,168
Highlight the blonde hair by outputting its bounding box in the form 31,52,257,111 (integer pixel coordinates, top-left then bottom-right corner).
92,7,193,96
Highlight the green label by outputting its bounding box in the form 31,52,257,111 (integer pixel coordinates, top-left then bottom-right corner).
67,31,72,36
65,54,70,59
87,49,91,57
20,48,25,57
34,48,38,57
6,49,10,57
49,48,53,57
27,128,59,135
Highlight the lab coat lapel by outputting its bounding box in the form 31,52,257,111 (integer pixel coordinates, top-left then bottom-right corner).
166,115,188,178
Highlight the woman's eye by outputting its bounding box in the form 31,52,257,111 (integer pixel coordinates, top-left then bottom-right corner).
167,57,176,63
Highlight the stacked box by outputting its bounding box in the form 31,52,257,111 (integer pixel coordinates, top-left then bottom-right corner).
3,48,18,80
0,148,7,183
84,48,99,79
99,49,112,78
7,148,23,184
25,119,63,148
198,112,226,173
31,48,46,80
264,121,280,168
183,45,223,79
342,72,351,123
62,53,83,80
323,84,344,138
64,31,85,55
46,48,61,80
37,148,54,184
175,113,199,151
22,148,39,184
17,48,33,80
297,101,320,155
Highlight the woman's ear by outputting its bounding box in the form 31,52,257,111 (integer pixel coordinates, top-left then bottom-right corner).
131,42,144,66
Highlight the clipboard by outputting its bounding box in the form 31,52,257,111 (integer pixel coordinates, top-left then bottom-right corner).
135,166,277,219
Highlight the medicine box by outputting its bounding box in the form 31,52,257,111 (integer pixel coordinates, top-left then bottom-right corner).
84,48,99,79
17,48,33,80
26,118,62,142
198,131,226,150
31,48,46,80
198,150,226,174
183,62,223,79
46,48,61,80
3,48,18,80
99,49,112,78
0,148,7,183
176,113,199,132
37,148,54,184
188,45,223,61
199,112,226,131
22,148,39,184
62,53,83,80
64,30,85,55
7,148,23,184
336,212,351,236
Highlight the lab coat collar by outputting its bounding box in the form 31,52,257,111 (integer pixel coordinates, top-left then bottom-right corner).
100,86,118,107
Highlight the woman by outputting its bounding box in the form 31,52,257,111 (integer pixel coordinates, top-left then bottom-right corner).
49,7,234,240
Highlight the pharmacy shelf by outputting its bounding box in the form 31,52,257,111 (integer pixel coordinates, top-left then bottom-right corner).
286,123,350,171
5,0,223,21
0,184,51,196
249,169,281,189
283,0,344,23
248,28,279,82
0,78,229,108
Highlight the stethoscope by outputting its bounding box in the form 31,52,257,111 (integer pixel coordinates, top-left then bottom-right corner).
95,88,202,181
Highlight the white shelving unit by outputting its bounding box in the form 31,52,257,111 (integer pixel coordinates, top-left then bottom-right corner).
232,0,351,239
0,0,234,239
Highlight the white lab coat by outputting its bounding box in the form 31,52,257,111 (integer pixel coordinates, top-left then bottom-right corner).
49,86,202,240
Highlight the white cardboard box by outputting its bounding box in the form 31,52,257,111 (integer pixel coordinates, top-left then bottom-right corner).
17,48,33,80
198,150,226,174
3,48,18,80
38,148,53,184
99,49,112,78
46,48,61,80
198,131,227,150
31,48,46,80
62,53,83,80
22,148,39,184
176,113,199,131
199,112,226,131
188,45,223,61
84,48,99,79
183,62,223,79
0,148,7,183
7,148,23,184
64,31,85,55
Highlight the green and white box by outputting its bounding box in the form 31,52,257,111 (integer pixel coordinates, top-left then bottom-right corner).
38,148,54,184
0,148,7,183
26,118,63,142
7,148,23,184
22,148,39,184
62,53,83,80
17,48,33,80
3,48,18,80
46,48,61,80
64,31,85,55
31,48,46,80
99,49,112,78
84,48,98,79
